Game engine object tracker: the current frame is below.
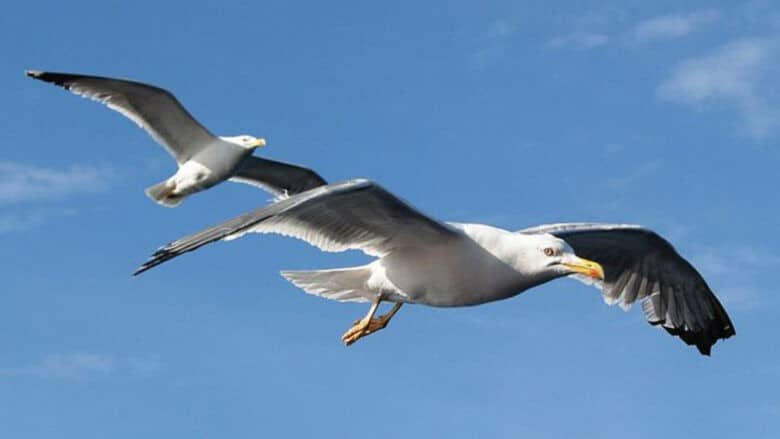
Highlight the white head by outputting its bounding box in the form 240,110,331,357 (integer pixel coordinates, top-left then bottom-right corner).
511,233,605,283
220,135,267,150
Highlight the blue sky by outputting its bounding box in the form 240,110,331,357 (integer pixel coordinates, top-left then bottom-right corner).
1,0,779,437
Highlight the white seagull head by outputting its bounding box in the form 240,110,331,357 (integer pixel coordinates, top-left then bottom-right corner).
221,135,267,150
512,233,605,282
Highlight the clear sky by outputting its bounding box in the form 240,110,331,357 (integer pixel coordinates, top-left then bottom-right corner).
1,0,779,437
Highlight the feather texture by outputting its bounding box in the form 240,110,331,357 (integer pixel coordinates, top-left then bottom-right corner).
520,223,735,355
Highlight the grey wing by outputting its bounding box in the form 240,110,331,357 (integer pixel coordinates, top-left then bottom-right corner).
520,223,735,355
27,70,215,163
230,156,327,197
135,179,461,275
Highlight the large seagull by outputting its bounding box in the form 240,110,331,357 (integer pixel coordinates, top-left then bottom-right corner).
135,179,735,355
27,70,326,206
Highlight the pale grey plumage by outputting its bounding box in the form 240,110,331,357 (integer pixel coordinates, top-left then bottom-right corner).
26,70,326,205
135,180,735,355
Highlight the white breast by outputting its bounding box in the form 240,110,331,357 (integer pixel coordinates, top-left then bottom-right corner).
374,227,534,307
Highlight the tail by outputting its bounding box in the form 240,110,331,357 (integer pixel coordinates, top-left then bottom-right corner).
281,266,374,302
145,180,185,208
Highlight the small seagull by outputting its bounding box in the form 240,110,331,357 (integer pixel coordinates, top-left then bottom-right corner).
135,179,735,355
27,70,326,206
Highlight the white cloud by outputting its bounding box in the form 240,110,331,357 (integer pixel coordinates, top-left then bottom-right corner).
657,38,780,139
546,32,609,50
0,353,114,381
0,161,112,205
632,10,720,43
0,353,163,381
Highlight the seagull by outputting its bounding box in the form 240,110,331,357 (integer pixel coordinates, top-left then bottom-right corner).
134,179,735,355
26,70,326,206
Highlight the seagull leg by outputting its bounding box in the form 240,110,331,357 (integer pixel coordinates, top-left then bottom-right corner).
362,302,403,337
342,297,381,346
342,301,404,346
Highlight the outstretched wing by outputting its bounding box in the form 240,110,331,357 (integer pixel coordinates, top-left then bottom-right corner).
230,156,327,197
135,179,461,274
520,223,735,355
27,70,215,163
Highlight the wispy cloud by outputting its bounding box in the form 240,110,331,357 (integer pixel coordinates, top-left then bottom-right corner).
0,353,163,381
469,19,516,70
0,161,112,234
692,245,780,277
631,10,720,43
0,208,78,234
548,8,719,50
546,32,609,50
0,353,114,381
657,38,780,140
689,245,780,311
0,161,112,205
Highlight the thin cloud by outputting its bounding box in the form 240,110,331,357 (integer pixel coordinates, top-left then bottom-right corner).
0,353,114,381
689,245,780,311
657,38,780,140
631,10,720,43
0,353,163,381
546,32,609,50
692,245,780,277
468,19,516,70
0,161,112,205
0,208,78,235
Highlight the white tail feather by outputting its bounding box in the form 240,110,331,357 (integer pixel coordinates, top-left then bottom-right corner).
145,180,185,208
281,267,374,303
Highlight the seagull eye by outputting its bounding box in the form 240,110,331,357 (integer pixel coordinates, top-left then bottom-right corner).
543,247,555,257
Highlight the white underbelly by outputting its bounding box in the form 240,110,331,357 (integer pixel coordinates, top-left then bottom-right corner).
374,241,531,307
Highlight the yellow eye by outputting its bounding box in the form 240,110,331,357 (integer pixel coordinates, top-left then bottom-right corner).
543,247,555,257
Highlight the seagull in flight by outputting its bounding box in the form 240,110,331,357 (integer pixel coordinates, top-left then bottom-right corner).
27,70,326,206
135,179,735,355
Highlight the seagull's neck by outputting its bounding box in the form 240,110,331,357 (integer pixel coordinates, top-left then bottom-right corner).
451,222,564,285
451,223,530,270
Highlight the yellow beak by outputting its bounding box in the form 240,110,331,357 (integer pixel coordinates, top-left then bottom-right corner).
251,138,267,148
564,257,605,280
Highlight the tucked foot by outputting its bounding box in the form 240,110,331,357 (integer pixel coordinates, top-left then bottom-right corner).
341,314,393,346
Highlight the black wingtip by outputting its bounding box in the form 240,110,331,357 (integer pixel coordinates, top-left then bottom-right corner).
24,70,77,88
132,245,179,276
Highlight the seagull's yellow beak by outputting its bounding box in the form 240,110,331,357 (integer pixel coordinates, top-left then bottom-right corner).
564,257,605,280
250,138,267,148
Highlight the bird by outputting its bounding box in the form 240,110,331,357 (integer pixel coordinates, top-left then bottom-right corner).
134,179,735,355
26,70,327,206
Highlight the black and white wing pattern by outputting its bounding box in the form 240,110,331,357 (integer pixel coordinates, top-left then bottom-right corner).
230,156,327,197
27,70,215,163
135,179,461,274
520,223,735,355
